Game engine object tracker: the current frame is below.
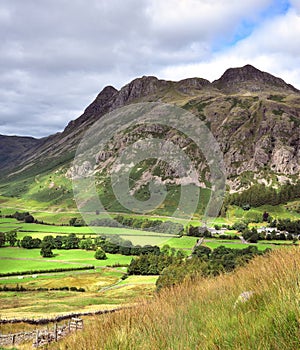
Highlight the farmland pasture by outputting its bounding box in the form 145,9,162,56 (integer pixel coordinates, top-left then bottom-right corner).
0,248,133,274
1,202,297,323
203,240,276,251
162,236,197,249
0,269,123,291
0,266,156,319
0,217,177,246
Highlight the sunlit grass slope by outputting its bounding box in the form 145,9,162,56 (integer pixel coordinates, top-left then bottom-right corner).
47,247,300,350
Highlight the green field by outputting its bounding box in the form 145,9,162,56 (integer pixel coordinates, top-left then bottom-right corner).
0,264,156,319
0,247,133,274
1,201,299,323
203,240,277,251
0,217,177,246
162,236,197,249
226,203,300,223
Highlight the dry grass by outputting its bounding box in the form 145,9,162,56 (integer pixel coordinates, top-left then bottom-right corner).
42,247,300,350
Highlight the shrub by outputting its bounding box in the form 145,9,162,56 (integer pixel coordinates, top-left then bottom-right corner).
95,248,107,260
40,242,54,258
24,214,34,223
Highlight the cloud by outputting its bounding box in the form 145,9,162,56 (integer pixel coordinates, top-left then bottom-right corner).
159,2,300,88
0,0,298,137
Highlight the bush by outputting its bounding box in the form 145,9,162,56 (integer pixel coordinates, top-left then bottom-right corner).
24,214,35,223
40,242,54,258
94,248,107,260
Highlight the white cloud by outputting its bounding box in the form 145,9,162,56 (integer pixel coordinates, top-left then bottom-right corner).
158,2,300,89
0,0,298,137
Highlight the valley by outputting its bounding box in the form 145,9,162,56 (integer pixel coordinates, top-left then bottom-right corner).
0,64,299,349
0,201,299,321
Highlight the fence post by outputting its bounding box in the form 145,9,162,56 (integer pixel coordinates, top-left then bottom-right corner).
54,322,58,342
35,330,39,346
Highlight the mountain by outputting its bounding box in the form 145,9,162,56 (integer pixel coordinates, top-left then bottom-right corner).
212,64,299,93
0,65,299,210
0,135,41,169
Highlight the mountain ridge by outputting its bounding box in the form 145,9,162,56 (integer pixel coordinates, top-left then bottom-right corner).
0,64,299,205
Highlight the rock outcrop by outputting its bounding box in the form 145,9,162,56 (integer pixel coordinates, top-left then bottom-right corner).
1,65,299,192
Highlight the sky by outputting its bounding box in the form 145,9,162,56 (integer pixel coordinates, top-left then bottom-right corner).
0,0,300,137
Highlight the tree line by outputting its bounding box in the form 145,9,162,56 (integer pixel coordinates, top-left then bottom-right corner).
0,231,164,259
156,245,264,290
0,285,85,292
127,245,185,276
226,181,300,208
0,265,94,278
4,210,184,235
90,215,184,235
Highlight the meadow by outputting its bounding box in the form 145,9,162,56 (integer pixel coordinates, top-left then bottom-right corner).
202,240,280,251
0,247,133,274
43,247,300,350
0,201,299,325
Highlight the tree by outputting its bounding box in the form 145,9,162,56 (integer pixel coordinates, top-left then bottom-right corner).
54,235,64,249
176,250,185,259
42,235,56,249
21,236,41,249
94,248,107,260
279,232,286,241
64,233,79,249
193,245,211,259
6,231,17,247
40,242,54,258
69,217,85,227
161,244,171,256
24,214,34,223
248,233,258,243
262,211,269,222
79,238,94,250
21,236,33,249
102,240,119,254
232,221,248,232
187,226,212,238
0,232,5,247
94,236,106,248
12,211,30,221
32,238,42,248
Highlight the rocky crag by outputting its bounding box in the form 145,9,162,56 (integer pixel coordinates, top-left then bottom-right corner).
1,65,299,196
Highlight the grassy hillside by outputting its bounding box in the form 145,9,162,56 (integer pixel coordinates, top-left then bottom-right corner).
43,247,300,350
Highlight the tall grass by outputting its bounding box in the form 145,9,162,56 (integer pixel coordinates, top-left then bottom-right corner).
44,247,300,349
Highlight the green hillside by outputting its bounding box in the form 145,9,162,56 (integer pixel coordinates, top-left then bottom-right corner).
44,247,300,350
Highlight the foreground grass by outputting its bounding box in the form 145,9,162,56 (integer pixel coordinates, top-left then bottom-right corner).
45,247,300,350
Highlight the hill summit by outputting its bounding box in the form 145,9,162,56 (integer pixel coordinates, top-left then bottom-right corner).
0,64,299,208
213,64,298,93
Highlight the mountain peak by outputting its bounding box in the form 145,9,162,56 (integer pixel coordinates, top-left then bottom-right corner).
213,64,298,93
111,76,170,107
84,85,118,114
